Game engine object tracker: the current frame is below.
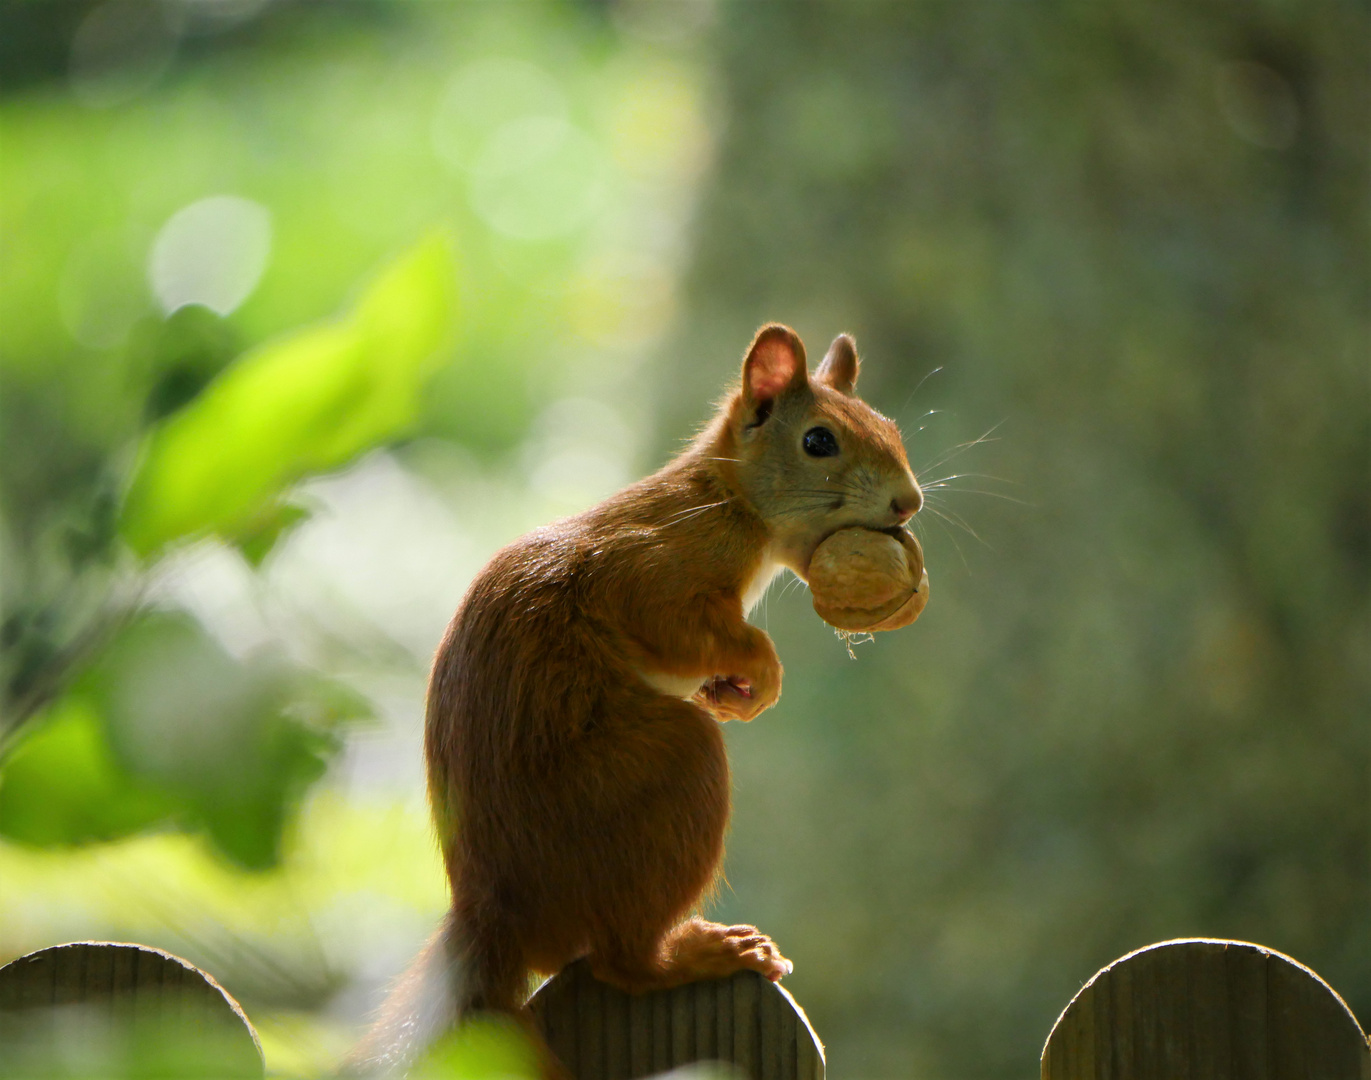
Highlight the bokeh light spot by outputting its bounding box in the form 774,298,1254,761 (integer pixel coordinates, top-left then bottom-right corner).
469,116,607,241
431,57,568,173
608,65,713,185
148,195,272,317
523,397,636,509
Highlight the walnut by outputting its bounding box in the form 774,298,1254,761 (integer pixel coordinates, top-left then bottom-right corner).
807,527,929,632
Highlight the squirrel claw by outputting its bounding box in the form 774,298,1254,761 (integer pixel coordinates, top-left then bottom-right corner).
724,677,753,699
701,676,752,702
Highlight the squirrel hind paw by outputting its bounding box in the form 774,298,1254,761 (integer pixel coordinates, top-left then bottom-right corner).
668,920,792,982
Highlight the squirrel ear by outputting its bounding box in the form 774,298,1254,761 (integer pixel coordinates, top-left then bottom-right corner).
742,324,808,406
815,334,859,394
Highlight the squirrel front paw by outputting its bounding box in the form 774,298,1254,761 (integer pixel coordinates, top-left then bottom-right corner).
696,662,781,722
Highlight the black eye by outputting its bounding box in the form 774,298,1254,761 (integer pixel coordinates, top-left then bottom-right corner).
803,426,839,457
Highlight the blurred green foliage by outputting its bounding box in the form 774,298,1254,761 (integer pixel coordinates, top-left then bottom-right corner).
410,1015,540,1080
121,233,456,558
1,221,456,865
0,0,641,871
0,691,178,847
2,226,453,869
0,2,1366,1079
1,1,712,1074
1,1010,263,1080
1,611,362,867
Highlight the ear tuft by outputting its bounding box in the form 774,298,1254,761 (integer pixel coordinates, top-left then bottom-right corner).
815,333,859,394
742,324,808,405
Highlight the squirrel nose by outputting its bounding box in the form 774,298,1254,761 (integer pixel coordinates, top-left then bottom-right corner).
891,485,922,523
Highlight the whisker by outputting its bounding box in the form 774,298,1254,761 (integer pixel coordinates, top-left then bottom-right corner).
916,421,1005,476
921,471,1019,488
924,506,973,572
917,440,1001,478
920,465,1028,508
660,498,733,527
901,408,943,439
774,505,838,521
775,486,869,501
899,366,944,418
922,487,1030,506
923,498,991,548
779,573,810,600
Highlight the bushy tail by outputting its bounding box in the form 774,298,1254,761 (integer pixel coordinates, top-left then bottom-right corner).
342,910,464,1077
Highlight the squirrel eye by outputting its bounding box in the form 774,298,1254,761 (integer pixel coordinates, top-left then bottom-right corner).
802,426,839,458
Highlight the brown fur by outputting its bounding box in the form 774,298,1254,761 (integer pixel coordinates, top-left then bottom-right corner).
350,325,921,1075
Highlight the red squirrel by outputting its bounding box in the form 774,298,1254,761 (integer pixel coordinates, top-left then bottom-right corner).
348,324,922,1074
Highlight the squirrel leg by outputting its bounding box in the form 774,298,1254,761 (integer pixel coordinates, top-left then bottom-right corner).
589,918,791,991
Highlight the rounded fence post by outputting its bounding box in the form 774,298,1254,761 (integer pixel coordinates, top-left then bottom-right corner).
529,959,824,1080
0,941,264,1078
1042,938,1371,1080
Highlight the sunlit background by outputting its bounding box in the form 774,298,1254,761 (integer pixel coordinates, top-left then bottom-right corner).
1,2,1366,1078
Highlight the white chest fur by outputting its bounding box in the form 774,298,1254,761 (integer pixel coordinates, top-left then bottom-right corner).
639,670,709,699
742,553,783,617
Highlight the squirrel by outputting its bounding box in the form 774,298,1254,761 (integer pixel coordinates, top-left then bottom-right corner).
347,324,923,1075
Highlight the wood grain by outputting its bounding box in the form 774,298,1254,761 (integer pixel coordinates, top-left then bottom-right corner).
529,961,825,1080
0,941,263,1078
1042,938,1371,1080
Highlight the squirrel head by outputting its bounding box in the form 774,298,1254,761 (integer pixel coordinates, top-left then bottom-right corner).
721,323,922,576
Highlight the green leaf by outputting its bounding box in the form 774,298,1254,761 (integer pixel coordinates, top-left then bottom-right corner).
410,1016,540,1080
235,499,311,568
0,695,177,847
0,613,369,868
120,232,457,558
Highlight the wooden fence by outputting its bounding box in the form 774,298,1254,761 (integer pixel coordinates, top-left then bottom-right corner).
1041,938,1370,1080
1,938,1366,1078
530,959,823,1080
